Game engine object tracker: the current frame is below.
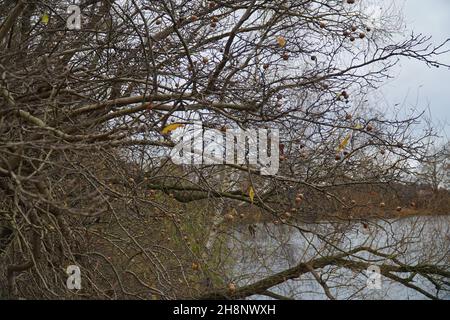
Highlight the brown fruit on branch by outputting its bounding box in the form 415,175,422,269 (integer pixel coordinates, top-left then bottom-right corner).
224,213,234,222
341,91,349,99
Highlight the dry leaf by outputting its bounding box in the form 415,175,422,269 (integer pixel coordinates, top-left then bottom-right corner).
41,13,49,25
248,186,255,203
337,133,351,152
276,36,287,48
162,123,184,134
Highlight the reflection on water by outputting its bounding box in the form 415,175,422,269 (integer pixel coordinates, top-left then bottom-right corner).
229,216,450,300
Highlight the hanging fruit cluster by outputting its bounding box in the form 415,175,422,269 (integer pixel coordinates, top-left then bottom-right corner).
342,0,372,42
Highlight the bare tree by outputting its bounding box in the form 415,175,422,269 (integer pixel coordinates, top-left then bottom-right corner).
418,142,450,191
0,0,449,299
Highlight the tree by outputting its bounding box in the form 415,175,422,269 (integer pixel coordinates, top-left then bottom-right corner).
418,142,450,191
0,0,449,299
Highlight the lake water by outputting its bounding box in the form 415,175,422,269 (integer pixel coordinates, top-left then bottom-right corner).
229,216,450,300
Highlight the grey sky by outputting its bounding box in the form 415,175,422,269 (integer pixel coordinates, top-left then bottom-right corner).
380,0,450,142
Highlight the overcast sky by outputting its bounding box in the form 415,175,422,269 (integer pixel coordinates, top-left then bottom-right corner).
380,0,450,143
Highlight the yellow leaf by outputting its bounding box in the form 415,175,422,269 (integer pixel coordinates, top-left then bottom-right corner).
248,186,255,203
276,36,287,48
41,13,49,25
162,123,184,134
337,133,351,152
354,123,363,130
